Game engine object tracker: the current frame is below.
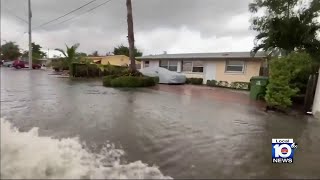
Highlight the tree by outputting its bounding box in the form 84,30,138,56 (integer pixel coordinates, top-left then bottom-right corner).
55,43,81,72
55,43,80,63
90,51,99,57
76,52,87,57
22,42,47,61
1,41,21,60
113,45,143,57
250,0,320,59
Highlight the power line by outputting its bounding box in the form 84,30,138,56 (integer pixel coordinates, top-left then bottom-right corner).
3,7,28,24
49,0,113,27
33,0,98,30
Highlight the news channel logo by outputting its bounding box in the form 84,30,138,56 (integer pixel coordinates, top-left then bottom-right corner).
272,138,298,163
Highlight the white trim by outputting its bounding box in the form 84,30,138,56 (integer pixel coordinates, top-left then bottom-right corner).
159,60,178,71
225,60,246,74
182,60,204,73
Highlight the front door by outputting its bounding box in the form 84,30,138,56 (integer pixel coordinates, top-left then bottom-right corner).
204,62,216,83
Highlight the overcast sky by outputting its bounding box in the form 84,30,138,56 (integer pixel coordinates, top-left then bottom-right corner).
1,0,258,57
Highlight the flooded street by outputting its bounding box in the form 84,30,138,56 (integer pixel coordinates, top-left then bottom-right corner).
1,68,320,179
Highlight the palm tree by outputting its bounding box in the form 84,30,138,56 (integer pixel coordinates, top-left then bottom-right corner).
55,43,80,76
55,43,80,65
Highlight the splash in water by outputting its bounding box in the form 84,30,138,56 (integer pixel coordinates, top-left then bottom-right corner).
0,118,172,179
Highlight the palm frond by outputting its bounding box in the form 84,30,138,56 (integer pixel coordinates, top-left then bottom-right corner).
72,43,80,50
54,48,67,57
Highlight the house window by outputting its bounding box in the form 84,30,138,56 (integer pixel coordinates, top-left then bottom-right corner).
145,61,149,67
159,60,178,71
225,60,245,73
182,61,204,73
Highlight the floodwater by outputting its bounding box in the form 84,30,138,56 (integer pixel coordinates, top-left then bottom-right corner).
1,67,320,179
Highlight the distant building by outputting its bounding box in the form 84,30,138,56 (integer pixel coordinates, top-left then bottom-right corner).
87,55,141,69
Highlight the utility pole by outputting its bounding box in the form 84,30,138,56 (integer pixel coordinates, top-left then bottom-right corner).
126,0,136,71
313,71,320,119
28,0,32,69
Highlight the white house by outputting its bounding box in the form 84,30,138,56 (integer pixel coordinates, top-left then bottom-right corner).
137,51,267,84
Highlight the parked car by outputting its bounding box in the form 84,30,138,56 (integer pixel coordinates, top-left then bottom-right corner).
13,60,42,69
2,61,14,67
140,67,186,84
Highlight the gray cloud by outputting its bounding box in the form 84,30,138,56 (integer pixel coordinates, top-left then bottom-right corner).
1,0,256,56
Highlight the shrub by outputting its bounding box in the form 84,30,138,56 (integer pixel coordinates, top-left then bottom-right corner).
74,64,87,77
52,59,69,71
206,80,250,90
265,52,312,109
120,68,143,77
102,75,118,87
103,75,157,87
152,76,160,84
186,78,203,85
112,76,140,87
71,63,128,77
103,64,127,76
87,64,100,77
265,80,298,110
217,81,229,87
207,80,217,87
230,82,250,90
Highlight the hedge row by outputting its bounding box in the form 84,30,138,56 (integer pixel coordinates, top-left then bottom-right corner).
207,80,250,90
71,63,127,77
103,75,159,88
186,78,203,85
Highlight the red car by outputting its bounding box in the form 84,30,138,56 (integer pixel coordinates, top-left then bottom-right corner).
13,60,41,69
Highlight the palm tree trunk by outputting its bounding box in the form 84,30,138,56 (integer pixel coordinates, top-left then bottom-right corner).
126,0,136,72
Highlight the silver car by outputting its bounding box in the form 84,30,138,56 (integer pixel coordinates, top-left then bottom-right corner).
140,67,186,84
3,61,14,67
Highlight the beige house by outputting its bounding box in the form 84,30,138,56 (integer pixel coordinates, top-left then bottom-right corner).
87,55,141,68
137,52,267,84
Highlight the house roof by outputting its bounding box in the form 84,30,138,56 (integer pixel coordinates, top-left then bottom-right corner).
136,51,267,60
87,55,129,60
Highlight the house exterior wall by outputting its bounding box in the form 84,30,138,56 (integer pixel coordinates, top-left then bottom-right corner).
146,60,159,68
214,59,262,83
140,58,263,84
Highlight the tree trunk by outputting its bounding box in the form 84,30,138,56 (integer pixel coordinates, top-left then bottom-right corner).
312,68,320,119
126,0,136,72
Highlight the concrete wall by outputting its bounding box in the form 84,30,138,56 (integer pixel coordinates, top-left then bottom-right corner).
215,59,263,83
313,68,320,119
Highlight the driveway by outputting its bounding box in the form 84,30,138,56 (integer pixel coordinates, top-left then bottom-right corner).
151,84,265,108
